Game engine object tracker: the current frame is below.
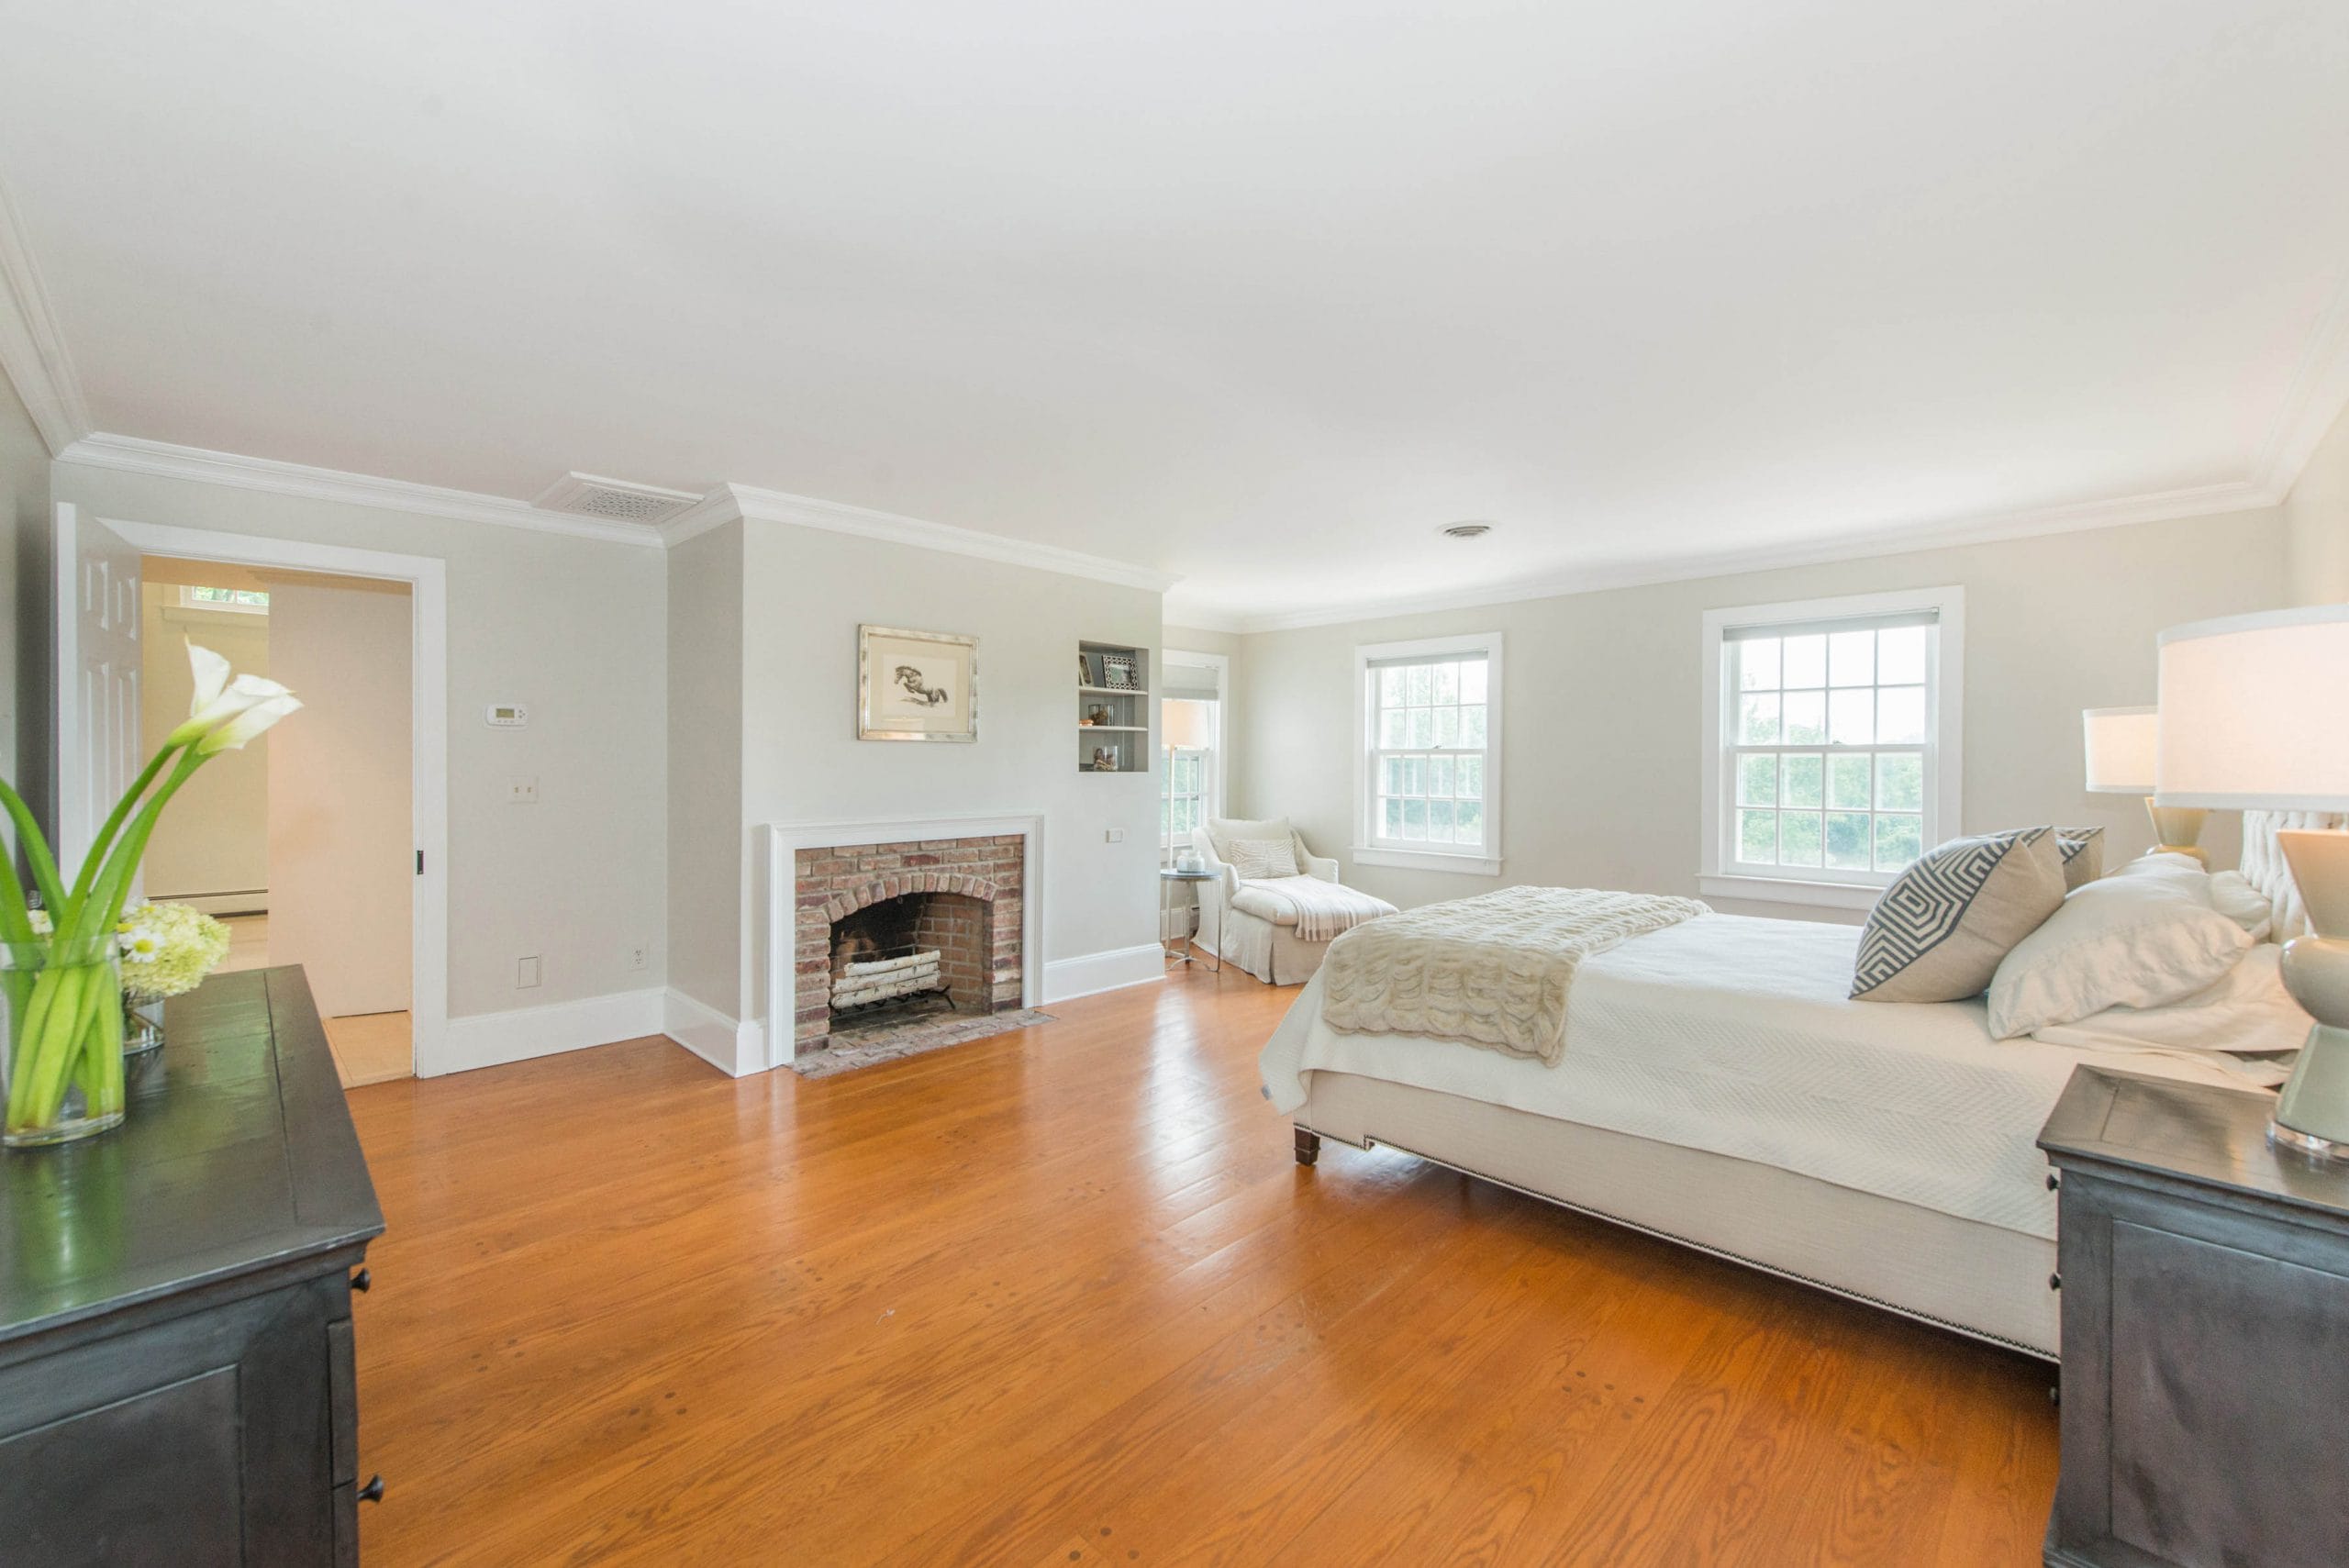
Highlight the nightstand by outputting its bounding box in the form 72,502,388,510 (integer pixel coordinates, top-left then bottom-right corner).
2038,1066,2349,1568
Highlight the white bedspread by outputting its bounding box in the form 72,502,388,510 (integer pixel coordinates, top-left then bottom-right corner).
1260,912,2284,1241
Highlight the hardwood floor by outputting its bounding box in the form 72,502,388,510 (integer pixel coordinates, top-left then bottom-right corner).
217,913,414,1085
344,964,2058,1566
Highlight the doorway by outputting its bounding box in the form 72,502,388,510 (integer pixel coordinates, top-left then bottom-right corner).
139,556,415,1085
56,506,451,1079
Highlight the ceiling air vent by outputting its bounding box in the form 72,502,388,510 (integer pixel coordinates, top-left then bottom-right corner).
1440,521,1495,539
533,473,704,526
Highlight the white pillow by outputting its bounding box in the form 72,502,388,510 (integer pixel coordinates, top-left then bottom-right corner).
1986,866,2251,1039
2031,945,2309,1081
1225,838,1300,880
2208,870,2275,941
2112,851,2210,884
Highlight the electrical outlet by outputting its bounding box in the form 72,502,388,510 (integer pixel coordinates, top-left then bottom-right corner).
627,942,648,972
507,776,539,805
1105,828,1126,843
517,955,541,989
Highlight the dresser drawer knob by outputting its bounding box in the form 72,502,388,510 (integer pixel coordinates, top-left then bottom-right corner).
359,1474,384,1504
2049,1273,2062,1292
2046,1173,2060,1191
351,1268,372,1294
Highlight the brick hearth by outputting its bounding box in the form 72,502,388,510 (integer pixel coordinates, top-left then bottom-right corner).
793,834,1025,1051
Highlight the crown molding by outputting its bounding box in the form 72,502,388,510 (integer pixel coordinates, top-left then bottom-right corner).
719,482,1181,594
1186,476,2282,635
55,432,666,547
2251,255,2349,500
0,171,92,454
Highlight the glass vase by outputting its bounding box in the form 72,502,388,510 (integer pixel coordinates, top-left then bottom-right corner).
3,939,128,1149
122,995,164,1057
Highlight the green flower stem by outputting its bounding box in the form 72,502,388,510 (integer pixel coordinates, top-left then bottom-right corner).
8,963,91,1130
61,744,180,909
6,964,70,1117
0,775,66,918
75,751,205,948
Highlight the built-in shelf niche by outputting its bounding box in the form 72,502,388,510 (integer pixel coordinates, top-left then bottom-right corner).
1076,641,1151,773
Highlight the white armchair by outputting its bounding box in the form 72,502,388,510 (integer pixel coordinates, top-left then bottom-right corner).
1192,816,1359,985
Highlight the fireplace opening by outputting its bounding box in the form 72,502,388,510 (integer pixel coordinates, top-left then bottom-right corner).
827,891,992,1036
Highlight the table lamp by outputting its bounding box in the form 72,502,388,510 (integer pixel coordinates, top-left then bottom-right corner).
2157,605,2349,1158
2081,705,2208,861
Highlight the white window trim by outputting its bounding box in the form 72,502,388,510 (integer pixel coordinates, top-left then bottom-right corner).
1697,586,1964,911
177,583,269,614
1353,630,1504,877
1162,649,1229,853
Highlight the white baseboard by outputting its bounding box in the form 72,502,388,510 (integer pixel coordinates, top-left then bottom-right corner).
430,986,665,1076
153,891,268,916
662,987,765,1077
1042,943,1166,1004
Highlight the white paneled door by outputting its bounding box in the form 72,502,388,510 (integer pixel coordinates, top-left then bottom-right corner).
53,503,143,883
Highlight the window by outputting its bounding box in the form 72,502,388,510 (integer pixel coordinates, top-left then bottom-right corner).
1699,589,1964,908
1355,632,1503,875
1160,700,1216,860
178,584,269,614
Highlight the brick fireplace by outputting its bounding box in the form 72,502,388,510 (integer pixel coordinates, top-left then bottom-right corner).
792,833,1026,1053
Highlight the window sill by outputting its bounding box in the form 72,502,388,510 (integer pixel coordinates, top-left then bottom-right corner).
1698,873,1885,912
1353,846,1503,877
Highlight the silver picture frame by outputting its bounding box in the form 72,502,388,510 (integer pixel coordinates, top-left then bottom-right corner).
858,625,979,742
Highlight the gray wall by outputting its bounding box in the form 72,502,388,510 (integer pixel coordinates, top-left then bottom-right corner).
734,521,1163,1022
664,520,746,1018
2285,403,2349,606
1229,507,2291,921
0,373,49,839
50,462,669,1020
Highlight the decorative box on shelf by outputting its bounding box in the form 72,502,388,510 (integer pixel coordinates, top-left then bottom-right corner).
1076,640,1151,773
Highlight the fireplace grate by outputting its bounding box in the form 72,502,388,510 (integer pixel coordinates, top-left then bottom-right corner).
830,946,948,1015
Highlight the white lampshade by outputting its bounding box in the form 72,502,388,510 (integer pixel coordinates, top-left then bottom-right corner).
2156,606,2349,809
2082,706,2157,794
1161,698,1214,751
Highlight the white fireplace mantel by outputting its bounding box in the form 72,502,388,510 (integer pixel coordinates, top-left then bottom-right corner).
762,813,1046,1070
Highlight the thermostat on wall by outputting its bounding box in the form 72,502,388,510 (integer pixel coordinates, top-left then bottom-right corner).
485,703,529,728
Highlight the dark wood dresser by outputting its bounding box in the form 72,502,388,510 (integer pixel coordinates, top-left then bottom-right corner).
2039,1065,2349,1568
0,967,385,1567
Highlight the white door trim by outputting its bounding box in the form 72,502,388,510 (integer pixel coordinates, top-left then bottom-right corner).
762,813,1045,1071
98,517,450,1078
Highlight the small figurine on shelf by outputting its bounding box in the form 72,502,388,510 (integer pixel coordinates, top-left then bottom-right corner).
1091,746,1119,772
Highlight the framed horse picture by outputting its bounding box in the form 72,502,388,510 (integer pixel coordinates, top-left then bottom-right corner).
858,625,979,742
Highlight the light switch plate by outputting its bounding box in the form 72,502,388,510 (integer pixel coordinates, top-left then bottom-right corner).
517,955,541,988
1106,828,1126,843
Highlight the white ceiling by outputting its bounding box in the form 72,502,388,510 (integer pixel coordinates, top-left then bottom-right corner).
3,2,2346,626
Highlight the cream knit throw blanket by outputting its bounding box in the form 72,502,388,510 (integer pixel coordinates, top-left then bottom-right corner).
1319,886,1710,1065
1230,874,1397,943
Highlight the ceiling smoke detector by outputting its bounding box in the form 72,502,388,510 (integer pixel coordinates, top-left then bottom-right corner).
1439,521,1495,539
533,472,704,526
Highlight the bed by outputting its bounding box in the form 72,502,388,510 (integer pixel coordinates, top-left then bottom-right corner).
1259,817,2329,1359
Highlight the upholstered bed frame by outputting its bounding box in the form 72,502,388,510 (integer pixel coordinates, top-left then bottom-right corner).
1286,811,2342,1361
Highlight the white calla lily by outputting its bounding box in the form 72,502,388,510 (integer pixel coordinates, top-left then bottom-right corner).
165,642,295,746
195,692,303,755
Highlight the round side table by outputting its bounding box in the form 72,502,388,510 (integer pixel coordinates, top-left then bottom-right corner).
1159,867,1222,971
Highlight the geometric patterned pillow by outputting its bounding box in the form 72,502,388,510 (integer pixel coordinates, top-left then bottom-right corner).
2054,826,2105,891
1852,828,2069,1002
1225,838,1301,881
